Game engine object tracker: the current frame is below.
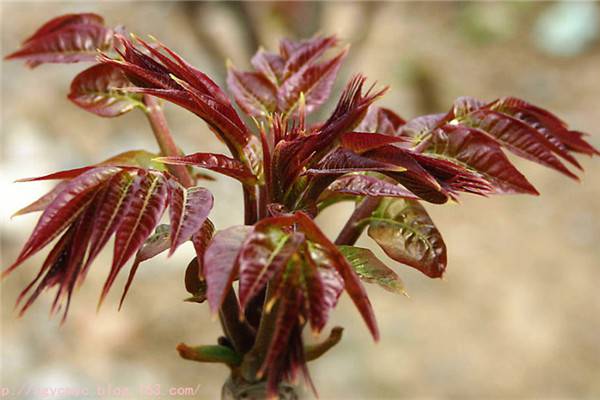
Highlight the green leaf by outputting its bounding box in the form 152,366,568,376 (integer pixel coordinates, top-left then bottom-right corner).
338,245,406,295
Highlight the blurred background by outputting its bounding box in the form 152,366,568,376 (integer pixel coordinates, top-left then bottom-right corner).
2,2,600,399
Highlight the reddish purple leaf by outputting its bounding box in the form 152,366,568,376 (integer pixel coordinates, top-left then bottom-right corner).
452,96,486,117
490,97,599,158
12,181,70,217
427,125,538,195
340,132,408,154
281,36,338,79
237,227,305,310
191,219,215,279
6,23,113,68
227,66,277,116
100,36,252,157
23,13,104,42
464,109,578,179
251,49,285,84
101,171,168,305
157,152,257,184
3,167,120,278
326,174,420,199
294,212,379,340
82,171,135,273
68,63,142,117
203,225,252,313
367,198,447,278
119,224,170,309
278,48,347,115
167,181,213,256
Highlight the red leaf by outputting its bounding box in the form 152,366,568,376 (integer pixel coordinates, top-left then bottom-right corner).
68,63,142,117
367,198,447,278
167,181,213,256
278,48,347,115
16,166,97,182
452,96,486,117
6,24,113,68
294,212,379,340
16,150,163,183
251,49,285,84
100,36,252,156
398,113,447,141
281,36,338,80
203,225,252,313
191,219,215,278
119,224,170,309
359,107,406,135
490,97,599,158
15,226,75,315
3,167,120,278
83,171,135,273
340,132,408,154
237,227,305,309
157,153,257,184
427,125,538,195
302,246,344,333
464,109,578,179
101,171,168,305
22,13,105,44
12,181,70,217
326,174,420,199
227,66,277,116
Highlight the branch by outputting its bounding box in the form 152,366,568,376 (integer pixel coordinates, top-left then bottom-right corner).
143,95,195,188
177,343,241,367
305,326,344,362
335,196,381,246
219,287,256,355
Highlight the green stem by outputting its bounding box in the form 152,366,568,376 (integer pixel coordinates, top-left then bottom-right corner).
177,343,241,366
143,95,195,188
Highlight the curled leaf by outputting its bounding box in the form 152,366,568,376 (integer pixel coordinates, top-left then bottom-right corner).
68,63,143,117
167,181,213,256
338,245,406,295
367,198,447,278
6,14,114,67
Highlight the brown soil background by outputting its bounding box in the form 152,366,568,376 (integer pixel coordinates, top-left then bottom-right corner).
1,2,599,399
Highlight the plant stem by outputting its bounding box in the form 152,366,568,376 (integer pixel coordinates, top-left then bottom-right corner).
243,185,258,225
241,284,278,381
335,196,381,246
143,95,254,362
219,288,255,355
143,95,195,188
304,326,344,362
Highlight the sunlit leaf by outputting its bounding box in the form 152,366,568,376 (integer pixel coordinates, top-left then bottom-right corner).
68,63,143,117
339,245,406,294
367,198,447,278
101,171,169,304
203,225,252,313
227,66,277,116
6,17,113,68
167,181,213,256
